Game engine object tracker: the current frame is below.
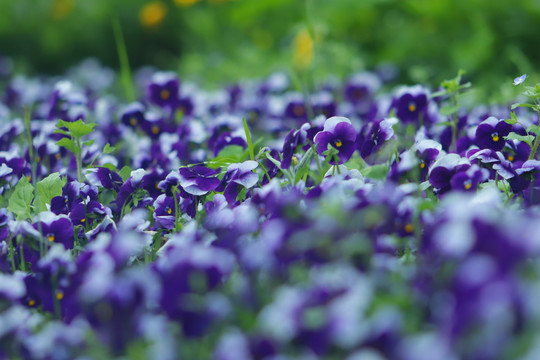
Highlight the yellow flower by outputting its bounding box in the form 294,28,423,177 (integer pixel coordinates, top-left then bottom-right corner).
293,28,314,69
140,2,167,28
174,0,201,7
51,0,74,19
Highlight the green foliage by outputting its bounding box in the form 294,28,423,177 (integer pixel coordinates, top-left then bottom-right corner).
118,165,133,181
56,120,96,140
2,0,540,98
505,132,534,147
7,176,34,220
55,119,96,181
35,173,66,213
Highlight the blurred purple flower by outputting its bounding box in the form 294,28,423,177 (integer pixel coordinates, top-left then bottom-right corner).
314,116,357,164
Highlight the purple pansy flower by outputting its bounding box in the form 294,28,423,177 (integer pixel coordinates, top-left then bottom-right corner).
313,116,357,164
33,213,74,250
178,165,221,196
283,95,309,122
429,153,471,194
119,102,145,129
85,167,123,191
147,71,180,108
216,160,259,204
153,194,180,230
281,123,310,169
356,118,395,160
391,85,430,124
449,164,489,192
475,116,512,151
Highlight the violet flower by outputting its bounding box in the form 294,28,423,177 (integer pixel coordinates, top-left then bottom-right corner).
119,102,145,129
281,123,310,169
314,116,357,164
178,165,221,196
391,85,430,125
153,194,180,230
475,116,512,151
449,164,489,192
147,71,180,108
33,213,74,250
356,118,395,160
428,154,470,194
216,160,259,204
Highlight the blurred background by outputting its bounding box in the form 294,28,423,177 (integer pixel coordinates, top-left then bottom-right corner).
1,0,539,95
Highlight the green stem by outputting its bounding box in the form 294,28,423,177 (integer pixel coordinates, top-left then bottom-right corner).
18,236,26,272
529,133,540,160
258,161,272,183
172,186,181,232
307,139,322,178
24,106,45,257
75,138,83,182
112,17,135,102
450,95,458,153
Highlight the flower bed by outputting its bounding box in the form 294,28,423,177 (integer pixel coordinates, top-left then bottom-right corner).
0,65,539,359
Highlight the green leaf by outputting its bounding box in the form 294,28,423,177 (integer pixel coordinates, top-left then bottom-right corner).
7,176,34,220
527,125,540,137
83,140,95,146
118,165,132,181
439,105,460,116
103,143,116,154
242,118,255,161
35,172,66,213
504,132,534,146
434,121,453,127
419,181,431,191
430,90,447,98
295,147,314,173
101,163,117,171
360,164,388,180
57,119,96,139
511,103,535,110
56,137,78,154
217,145,246,162
505,112,518,125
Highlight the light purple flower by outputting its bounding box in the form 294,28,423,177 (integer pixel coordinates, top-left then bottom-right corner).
513,74,527,86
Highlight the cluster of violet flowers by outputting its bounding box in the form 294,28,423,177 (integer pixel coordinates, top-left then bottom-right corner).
1,59,540,359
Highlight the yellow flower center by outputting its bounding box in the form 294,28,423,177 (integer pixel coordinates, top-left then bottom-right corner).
420,162,425,169
408,104,416,112
47,235,55,242
28,299,36,307
464,182,472,190
492,134,499,142
55,153,61,160
27,176,32,182
37,156,41,163
167,208,172,215
404,224,414,233
130,117,138,126
335,140,343,148
56,292,64,300
81,218,86,223
174,0,201,6
293,105,304,117
508,155,514,162
151,125,160,135
160,89,170,100
140,2,167,28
